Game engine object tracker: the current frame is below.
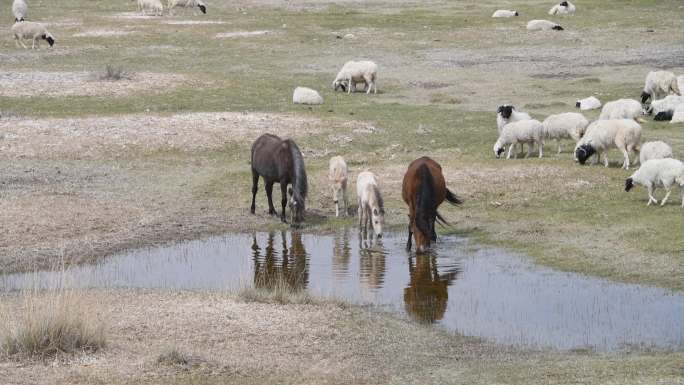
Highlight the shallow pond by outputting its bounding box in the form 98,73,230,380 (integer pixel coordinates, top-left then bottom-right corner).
1,231,683,352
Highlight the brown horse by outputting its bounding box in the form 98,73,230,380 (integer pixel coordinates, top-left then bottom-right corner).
250,134,308,224
402,157,463,253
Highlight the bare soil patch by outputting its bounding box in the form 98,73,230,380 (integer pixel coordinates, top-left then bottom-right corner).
215,30,271,38
73,30,136,37
163,20,226,25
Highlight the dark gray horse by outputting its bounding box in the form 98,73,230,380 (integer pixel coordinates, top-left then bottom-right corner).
250,134,308,225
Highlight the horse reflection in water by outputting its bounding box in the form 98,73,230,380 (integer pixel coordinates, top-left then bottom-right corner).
332,229,352,281
251,232,309,291
359,239,387,291
404,253,460,324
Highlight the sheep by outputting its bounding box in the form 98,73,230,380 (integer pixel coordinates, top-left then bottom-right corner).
11,21,54,49
644,95,684,121
671,104,684,124
167,0,206,14
678,75,684,96
492,9,518,18
542,112,589,154
598,99,643,121
328,156,348,218
639,141,673,164
575,96,601,111
332,60,378,94
526,20,564,31
574,119,641,169
12,0,27,22
548,1,575,15
625,158,684,207
497,104,533,155
138,0,163,15
493,119,544,159
641,70,681,104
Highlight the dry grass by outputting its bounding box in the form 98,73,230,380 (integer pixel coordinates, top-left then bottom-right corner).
236,273,315,305
157,347,190,367
99,64,132,81
0,288,105,358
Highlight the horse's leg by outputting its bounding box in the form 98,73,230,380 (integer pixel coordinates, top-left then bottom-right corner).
406,222,413,251
265,181,276,216
250,170,259,214
342,188,348,217
357,198,363,229
280,183,288,223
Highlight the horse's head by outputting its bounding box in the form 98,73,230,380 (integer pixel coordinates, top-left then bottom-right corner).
413,212,435,253
331,181,345,207
288,186,306,225
371,206,385,238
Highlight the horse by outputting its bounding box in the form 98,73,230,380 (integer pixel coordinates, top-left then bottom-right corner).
328,156,348,217
356,171,385,239
401,157,463,253
250,134,308,225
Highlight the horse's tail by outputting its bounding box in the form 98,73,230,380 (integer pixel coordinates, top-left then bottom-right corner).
288,140,308,200
445,188,463,206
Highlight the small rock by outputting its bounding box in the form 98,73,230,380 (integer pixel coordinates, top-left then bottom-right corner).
344,33,355,39
292,87,323,105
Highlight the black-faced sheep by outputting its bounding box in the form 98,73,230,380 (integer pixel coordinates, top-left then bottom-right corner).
575,119,641,169
332,61,378,94
12,0,27,22
549,1,575,15
494,119,544,159
575,96,601,111
598,99,643,121
641,70,681,104
639,141,673,164
626,158,684,207
526,20,563,31
168,0,206,14
492,10,518,18
542,112,589,154
11,21,54,49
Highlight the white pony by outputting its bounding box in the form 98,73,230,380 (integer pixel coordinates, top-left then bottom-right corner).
328,156,348,217
356,171,385,238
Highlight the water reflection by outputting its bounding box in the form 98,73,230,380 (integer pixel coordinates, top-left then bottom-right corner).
359,239,387,292
252,232,309,291
404,253,460,324
332,229,352,282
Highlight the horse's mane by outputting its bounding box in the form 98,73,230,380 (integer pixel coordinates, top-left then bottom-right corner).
373,185,384,212
415,164,437,240
287,140,308,204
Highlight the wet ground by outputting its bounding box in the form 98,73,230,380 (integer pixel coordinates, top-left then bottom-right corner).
2,231,682,352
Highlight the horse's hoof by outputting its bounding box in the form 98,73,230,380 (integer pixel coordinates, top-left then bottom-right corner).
250,208,255,214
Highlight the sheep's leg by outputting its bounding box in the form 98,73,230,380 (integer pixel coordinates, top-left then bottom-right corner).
538,141,544,159
647,185,658,206
347,77,352,94
680,186,684,207
525,143,532,158
603,152,609,167
619,148,630,170
363,75,372,94
661,188,672,206
32,38,36,50
507,145,514,160
17,37,28,49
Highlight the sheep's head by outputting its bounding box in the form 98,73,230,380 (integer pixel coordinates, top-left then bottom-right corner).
654,110,674,121
575,144,595,165
497,105,514,119
493,140,506,158
552,25,564,31
625,177,635,192
559,1,569,6
575,101,581,108
514,11,519,16
43,33,55,47
641,91,652,104
332,80,347,92
197,3,206,13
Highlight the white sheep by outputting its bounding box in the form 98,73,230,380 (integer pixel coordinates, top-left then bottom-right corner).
329,156,348,218
332,60,378,94
138,0,163,15
548,1,575,15
167,0,206,14
12,0,27,22
641,70,681,104
575,119,641,169
639,141,673,164
11,21,54,49
575,96,601,111
494,119,544,159
542,112,589,154
678,75,684,96
496,104,531,133
644,95,684,121
671,104,684,124
526,20,564,31
625,158,684,207
492,10,518,18
598,99,643,120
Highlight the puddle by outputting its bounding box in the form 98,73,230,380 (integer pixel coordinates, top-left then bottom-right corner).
1,231,683,352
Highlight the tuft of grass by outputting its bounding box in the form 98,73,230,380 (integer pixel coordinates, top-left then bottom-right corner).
157,347,191,367
0,288,106,358
99,64,132,81
237,273,315,305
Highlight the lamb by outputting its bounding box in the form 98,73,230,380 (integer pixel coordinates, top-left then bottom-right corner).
625,158,684,207
12,0,27,22
641,71,680,104
548,1,575,15
575,96,601,111
541,112,589,154
598,99,643,120
11,21,54,49
492,9,518,18
328,156,348,218
493,119,544,159
574,119,641,169
639,141,673,164
138,0,163,15
526,20,564,31
167,0,206,14
332,60,378,94
644,95,684,121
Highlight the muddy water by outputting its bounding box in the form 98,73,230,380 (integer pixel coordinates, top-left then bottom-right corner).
1,231,683,352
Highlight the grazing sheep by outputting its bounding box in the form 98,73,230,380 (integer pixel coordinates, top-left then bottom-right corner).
639,141,673,164
598,99,643,120
548,1,575,15
328,156,348,217
641,70,681,104
625,158,684,207
644,95,684,121
11,21,54,49
167,0,206,14
678,75,684,95
671,104,684,123
332,60,378,94
138,0,163,15
575,119,641,169
576,96,601,111
542,112,589,154
492,9,518,18
526,20,564,31
494,119,544,159
12,0,27,22
357,171,385,238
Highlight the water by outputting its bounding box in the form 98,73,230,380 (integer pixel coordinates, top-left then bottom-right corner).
1,231,683,352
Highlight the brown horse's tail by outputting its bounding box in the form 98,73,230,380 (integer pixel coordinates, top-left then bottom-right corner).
445,189,463,206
